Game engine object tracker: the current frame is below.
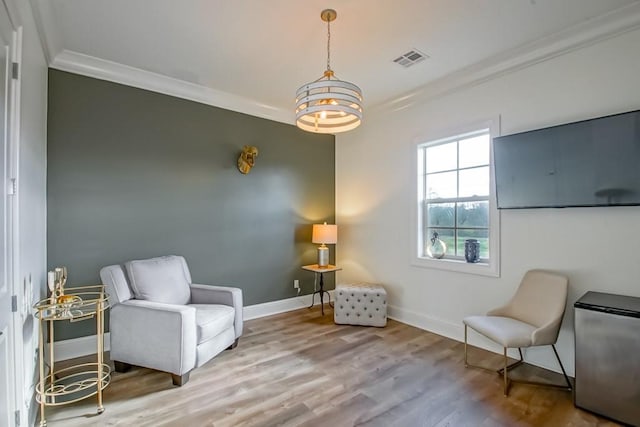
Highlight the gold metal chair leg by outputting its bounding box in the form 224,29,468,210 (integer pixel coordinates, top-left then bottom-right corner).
465,327,571,395
497,348,524,374
465,326,520,396
505,345,572,392
503,347,509,396
464,325,468,368
465,338,522,375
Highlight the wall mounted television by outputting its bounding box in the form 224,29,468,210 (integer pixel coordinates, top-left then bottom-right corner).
493,109,640,209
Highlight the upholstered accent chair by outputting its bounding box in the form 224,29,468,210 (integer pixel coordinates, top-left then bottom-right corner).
463,269,572,396
100,255,243,386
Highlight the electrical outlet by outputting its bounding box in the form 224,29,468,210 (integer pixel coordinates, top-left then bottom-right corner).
293,280,299,289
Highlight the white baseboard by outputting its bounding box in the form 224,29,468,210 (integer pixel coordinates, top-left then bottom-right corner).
244,291,334,320
53,291,335,361
387,304,570,376
387,304,517,358
52,332,111,362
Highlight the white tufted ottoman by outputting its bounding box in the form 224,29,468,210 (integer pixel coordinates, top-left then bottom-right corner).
334,283,387,327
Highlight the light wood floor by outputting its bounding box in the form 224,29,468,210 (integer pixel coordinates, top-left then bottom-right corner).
43,307,619,427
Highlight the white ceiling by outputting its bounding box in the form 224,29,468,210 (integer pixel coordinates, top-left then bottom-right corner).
31,0,640,123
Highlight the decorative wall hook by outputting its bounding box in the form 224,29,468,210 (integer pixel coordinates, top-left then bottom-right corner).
238,145,259,174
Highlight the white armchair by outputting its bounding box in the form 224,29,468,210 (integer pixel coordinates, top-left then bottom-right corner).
100,255,243,386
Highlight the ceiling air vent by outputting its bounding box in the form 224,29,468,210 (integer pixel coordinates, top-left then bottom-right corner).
393,49,429,68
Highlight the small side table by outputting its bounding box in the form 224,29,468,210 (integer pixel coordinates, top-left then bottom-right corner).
34,285,110,426
301,264,342,315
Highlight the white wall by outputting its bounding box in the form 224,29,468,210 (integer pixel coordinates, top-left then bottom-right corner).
335,28,640,376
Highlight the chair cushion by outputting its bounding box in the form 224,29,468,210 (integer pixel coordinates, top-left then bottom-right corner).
126,256,191,305
463,315,536,348
190,304,235,344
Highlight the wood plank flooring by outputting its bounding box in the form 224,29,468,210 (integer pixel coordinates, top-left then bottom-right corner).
43,307,619,427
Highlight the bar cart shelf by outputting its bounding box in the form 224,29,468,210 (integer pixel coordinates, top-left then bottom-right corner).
34,285,110,427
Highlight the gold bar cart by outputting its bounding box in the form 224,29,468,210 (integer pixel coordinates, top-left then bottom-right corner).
33,285,110,426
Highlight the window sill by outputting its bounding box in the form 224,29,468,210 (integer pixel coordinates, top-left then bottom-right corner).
411,256,500,277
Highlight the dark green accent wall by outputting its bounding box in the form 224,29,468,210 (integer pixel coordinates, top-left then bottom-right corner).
47,70,335,340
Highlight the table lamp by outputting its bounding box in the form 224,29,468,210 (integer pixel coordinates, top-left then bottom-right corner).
312,222,337,267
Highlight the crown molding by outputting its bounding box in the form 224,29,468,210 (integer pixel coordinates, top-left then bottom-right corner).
372,2,640,115
50,49,294,125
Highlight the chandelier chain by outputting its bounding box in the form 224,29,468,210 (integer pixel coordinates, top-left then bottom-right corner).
326,17,331,72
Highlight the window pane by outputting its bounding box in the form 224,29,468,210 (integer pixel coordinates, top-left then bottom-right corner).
456,201,489,228
427,202,455,227
425,228,455,257
425,142,457,173
426,171,457,199
457,229,489,259
459,133,490,168
459,166,489,197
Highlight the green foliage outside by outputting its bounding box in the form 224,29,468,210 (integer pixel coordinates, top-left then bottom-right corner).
425,201,490,258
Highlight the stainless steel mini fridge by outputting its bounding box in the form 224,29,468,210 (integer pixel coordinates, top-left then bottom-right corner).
574,291,640,426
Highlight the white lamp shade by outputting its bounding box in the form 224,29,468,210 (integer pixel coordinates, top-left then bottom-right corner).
312,223,337,244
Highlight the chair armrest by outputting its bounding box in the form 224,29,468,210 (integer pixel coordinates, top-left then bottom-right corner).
110,300,197,375
190,284,243,339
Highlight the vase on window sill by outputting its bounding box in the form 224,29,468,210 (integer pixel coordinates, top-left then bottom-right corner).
427,232,447,259
464,239,480,263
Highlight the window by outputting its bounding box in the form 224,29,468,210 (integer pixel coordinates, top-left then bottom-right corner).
414,123,500,276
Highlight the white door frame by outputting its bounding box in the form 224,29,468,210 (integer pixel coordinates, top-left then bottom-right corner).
0,21,15,425
0,0,22,424
9,27,23,427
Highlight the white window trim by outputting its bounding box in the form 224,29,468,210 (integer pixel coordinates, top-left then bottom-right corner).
410,117,501,277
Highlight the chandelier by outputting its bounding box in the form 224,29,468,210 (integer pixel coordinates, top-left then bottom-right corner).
295,9,363,134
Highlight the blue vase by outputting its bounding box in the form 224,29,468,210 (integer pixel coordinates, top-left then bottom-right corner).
464,239,480,263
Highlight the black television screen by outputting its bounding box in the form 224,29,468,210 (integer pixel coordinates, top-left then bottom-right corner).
494,109,640,209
